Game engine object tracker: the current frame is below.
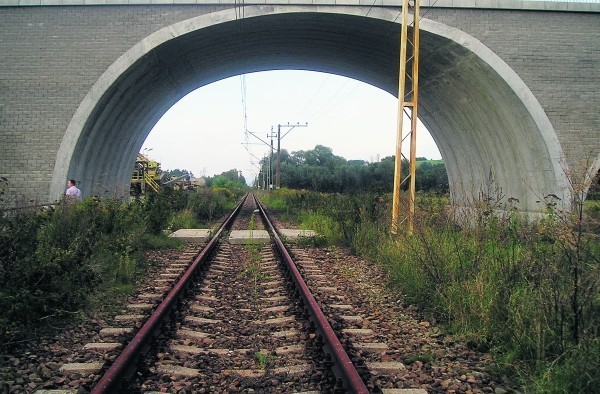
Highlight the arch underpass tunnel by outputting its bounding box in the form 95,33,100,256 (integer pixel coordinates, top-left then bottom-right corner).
51,6,571,214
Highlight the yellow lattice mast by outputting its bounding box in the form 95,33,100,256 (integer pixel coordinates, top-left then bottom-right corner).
392,0,420,234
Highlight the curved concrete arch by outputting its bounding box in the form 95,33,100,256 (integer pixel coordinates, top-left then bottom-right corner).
50,5,572,212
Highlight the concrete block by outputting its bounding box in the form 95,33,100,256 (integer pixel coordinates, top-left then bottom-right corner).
99,327,134,336
228,230,270,244
273,364,310,375
176,329,212,341
184,316,220,324
264,316,295,325
59,362,104,374
275,344,303,355
224,369,265,378
279,229,316,239
366,361,406,373
354,342,389,351
114,314,145,321
169,229,211,243
342,328,374,336
156,364,200,378
83,342,122,350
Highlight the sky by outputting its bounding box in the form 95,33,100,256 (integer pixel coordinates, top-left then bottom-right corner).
141,70,441,184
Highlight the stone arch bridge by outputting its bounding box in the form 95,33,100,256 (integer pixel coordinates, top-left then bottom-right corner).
0,0,598,213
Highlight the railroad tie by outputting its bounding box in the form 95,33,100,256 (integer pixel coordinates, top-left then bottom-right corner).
156,364,200,378
58,362,104,374
99,327,135,337
184,316,220,325
83,342,122,351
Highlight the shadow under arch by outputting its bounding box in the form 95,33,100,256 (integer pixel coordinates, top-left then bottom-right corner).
50,5,572,213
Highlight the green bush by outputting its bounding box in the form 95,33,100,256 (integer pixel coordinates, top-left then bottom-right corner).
187,187,240,225
0,186,242,347
0,193,189,348
168,209,200,231
261,189,600,390
528,338,600,393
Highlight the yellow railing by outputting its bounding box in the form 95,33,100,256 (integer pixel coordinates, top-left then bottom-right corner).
144,172,160,193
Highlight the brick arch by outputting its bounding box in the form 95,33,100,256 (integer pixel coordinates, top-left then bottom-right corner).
50,5,571,212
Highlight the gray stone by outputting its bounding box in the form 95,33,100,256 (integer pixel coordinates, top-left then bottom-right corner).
168,229,211,242
59,362,104,374
279,229,316,238
229,230,270,244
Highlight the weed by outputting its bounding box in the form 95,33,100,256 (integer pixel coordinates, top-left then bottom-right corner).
168,209,200,231
0,188,235,349
261,187,600,391
255,351,276,370
403,353,435,365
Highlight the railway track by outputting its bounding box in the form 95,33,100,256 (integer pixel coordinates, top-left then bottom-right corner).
33,193,372,393
30,192,495,393
124,196,344,392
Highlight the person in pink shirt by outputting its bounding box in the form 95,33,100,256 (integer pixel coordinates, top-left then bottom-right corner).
65,179,82,201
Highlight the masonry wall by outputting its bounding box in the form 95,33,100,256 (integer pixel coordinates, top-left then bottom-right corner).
424,8,599,180
0,5,597,203
0,5,228,204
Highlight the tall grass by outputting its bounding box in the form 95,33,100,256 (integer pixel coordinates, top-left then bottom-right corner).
0,186,242,349
261,188,600,392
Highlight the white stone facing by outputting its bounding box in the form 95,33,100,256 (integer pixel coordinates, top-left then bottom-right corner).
279,229,317,238
229,230,270,244
3,0,599,13
169,229,211,243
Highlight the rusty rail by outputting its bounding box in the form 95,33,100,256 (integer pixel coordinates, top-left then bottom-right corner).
253,193,369,393
90,193,247,393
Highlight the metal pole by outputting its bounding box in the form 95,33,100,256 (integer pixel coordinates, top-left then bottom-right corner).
392,0,410,235
408,0,420,234
275,122,307,190
391,0,420,234
276,124,281,189
262,157,266,189
270,135,274,190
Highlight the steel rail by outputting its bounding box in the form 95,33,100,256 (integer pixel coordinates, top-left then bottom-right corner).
253,193,369,393
91,193,248,393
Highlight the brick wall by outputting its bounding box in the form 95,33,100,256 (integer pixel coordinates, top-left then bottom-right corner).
0,5,227,203
423,8,599,177
0,5,597,203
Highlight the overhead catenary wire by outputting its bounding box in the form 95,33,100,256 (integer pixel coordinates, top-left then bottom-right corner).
242,0,416,182
295,0,406,126
233,0,257,182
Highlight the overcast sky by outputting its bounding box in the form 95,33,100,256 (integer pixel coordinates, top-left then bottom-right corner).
141,70,441,183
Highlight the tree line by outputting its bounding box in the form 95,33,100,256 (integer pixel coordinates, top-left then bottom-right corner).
255,145,448,194
164,168,247,189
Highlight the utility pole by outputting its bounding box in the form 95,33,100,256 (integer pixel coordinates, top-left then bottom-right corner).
392,0,420,235
260,155,266,189
267,128,278,190
276,122,308,189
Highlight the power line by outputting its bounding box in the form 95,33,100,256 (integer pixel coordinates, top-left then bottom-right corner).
297,2,405,126
295,74,331,120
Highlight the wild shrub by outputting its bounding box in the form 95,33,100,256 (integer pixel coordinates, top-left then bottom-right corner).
168,209,200,231
187,187,240,224
261,187,600,390
0,196,182,348
143,190,172,234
